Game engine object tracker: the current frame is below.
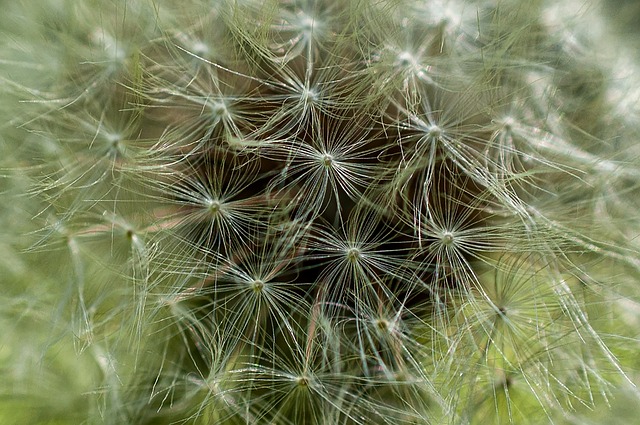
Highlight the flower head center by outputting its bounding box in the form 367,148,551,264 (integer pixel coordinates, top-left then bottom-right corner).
251,279,264,293
321,153,334,167
346,247,361,262
428,125,442,139
207,199,222,215
210,101,228,117
441,232,454,245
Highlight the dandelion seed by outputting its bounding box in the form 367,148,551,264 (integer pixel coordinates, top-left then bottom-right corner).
251,279,265,294
346,247,361,262
264,113,386,220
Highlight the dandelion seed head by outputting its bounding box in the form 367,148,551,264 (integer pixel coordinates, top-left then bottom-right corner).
105,133,124,155
346,247,361,262
298,14,317,34
375,318,395,335
251,279,264,293
498,116,515,131
104,132,121,144
209,101,228,117
6,1,640,423
320,152,333,167
206,199,222,215
440,231,454,246
295,375,310,387
427,125,442,138
302,87,318,103
397,51,418,68
394,50,427,79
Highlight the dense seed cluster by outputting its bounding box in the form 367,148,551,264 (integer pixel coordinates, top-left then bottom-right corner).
2,0,640,424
